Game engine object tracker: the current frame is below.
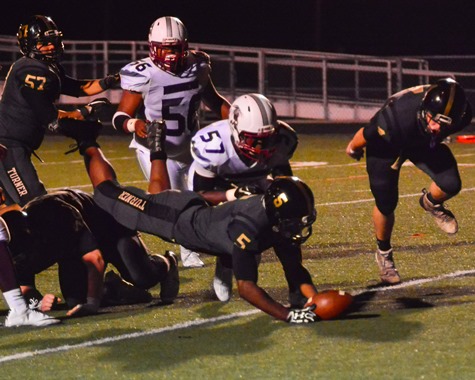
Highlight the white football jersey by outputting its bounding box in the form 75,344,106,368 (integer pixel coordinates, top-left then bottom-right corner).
189,120,297,190
120,52,211,161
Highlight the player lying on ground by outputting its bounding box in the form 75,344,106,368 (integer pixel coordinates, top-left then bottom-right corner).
70,120,320,323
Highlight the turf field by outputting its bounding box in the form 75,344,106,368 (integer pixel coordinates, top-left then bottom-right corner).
1,133,474,379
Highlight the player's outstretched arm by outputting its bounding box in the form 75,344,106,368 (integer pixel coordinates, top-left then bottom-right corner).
236,279,291,321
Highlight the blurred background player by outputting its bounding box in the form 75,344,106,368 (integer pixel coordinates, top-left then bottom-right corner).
112,16,230,268
346,78,472,284
0,15,118,207
188,93,299,302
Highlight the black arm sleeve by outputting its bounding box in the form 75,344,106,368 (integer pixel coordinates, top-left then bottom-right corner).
274,242,313,292
61,75,92,97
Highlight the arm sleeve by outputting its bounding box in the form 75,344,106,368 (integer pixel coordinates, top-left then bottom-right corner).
274,242,314,292
60,75,93,97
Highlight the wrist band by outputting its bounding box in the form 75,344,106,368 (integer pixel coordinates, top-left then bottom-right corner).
126,118,139,133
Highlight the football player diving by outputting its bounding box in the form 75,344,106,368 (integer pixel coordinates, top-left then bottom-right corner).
70,120,320,323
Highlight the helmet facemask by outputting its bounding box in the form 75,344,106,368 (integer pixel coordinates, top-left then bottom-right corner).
418,78,467,136
149,40,188,73
232,126,277,164
229,93,279,166
264,177,317,245
272,209,316,244
148,16,189,74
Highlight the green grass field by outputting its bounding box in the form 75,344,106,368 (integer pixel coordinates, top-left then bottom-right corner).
1,133,475,379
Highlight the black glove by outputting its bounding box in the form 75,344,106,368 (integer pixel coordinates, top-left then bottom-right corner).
22,287,44,310
348,148,365,161
77,97,112,121
286,304,318,323
99,73,121,90
147,120,167,160
234,184,263,198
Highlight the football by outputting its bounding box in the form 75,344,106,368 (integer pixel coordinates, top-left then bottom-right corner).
306,290,353,320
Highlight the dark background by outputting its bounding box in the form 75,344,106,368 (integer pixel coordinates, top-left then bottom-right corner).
0,0,474,56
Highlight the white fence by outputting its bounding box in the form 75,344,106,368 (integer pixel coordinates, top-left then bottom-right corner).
1,35,475,122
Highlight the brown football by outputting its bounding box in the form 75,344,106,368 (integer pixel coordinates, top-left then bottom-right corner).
307,290,353,320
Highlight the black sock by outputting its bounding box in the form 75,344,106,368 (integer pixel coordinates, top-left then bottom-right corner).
377,239,392,252
426,192,441,205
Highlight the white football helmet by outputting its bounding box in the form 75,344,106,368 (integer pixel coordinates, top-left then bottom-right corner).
229,93,278,164
148,16,188,73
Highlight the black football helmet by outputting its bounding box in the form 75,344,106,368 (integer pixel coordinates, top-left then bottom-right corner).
17,15,64,62
419,78,468,133
0,209,31,256
264,176,316,244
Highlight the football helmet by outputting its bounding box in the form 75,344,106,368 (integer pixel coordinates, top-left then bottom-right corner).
148,16,188,74
229,93,278,165
419,78,468,133
17,15,64,62
264,176,317,244
0,209,31,256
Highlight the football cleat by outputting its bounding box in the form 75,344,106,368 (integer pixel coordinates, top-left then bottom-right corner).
102,271,152,306
4,308,61,327
180,246,204,268
419,189,458,234
375,248,401,284
212,257,233,302
160,251,180,303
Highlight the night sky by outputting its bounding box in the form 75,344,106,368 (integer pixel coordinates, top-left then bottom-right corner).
0,0,473,56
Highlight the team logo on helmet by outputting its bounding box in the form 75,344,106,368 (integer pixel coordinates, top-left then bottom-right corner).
264,176,316,244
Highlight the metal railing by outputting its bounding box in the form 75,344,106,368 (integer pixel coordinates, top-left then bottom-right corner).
1,35,474,121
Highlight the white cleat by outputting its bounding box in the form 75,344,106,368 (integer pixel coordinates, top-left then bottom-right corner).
213,257,233,302
180,246,204,268
4,309,61,327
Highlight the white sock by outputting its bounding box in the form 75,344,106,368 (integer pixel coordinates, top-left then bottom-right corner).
2,288,28,313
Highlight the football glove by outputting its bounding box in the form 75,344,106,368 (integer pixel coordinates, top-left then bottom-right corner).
226,184,263,201
66,301,99,317
23,287,44,311
147,120,167,160
234,184,263,198
347,147,365,161
286,304,318,323
99,72,121,90
77,97,112,121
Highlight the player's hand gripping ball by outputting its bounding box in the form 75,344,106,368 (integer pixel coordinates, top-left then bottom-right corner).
305,290,353,320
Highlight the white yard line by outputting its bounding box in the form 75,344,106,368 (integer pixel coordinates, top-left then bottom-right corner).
1,269,474,364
